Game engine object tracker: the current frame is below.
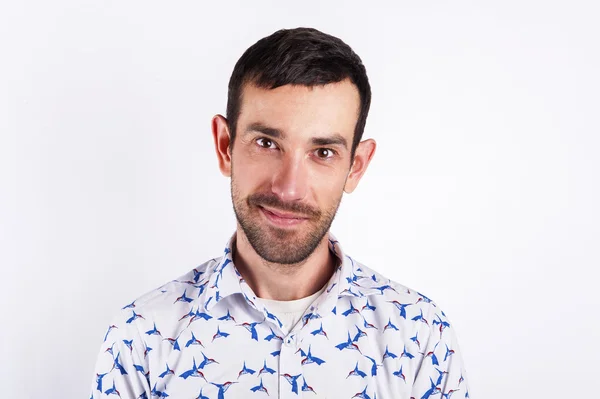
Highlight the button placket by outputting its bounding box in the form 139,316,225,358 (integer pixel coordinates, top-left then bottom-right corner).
278,332,303,399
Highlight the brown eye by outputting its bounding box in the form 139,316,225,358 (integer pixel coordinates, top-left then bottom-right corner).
256,138,276,149
315,148,335,159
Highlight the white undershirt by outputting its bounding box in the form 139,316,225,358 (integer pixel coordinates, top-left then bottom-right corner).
259,285,327,332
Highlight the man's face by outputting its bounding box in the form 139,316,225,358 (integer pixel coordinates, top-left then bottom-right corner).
230,80,360,265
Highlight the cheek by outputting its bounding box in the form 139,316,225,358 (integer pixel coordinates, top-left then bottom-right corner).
311,173,346,205
232,157,273,192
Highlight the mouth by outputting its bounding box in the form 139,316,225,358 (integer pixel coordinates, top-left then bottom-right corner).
259,206,309,227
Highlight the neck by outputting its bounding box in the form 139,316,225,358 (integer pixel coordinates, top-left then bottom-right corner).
232,227,336,301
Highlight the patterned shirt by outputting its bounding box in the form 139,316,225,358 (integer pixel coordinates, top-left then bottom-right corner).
260,286,327,332
89,232,471,399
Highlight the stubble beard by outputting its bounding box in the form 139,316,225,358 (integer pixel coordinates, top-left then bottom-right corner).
230,174,342,265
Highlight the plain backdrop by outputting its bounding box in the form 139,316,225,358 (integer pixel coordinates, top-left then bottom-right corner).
1,1,599,398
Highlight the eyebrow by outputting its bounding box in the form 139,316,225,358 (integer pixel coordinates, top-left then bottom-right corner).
245,122,348,150
246,123,284,139
311,135,348,149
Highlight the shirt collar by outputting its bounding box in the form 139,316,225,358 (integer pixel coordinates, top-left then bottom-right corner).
202,231,383,316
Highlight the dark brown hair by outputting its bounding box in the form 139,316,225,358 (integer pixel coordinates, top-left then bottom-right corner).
226,27,371,159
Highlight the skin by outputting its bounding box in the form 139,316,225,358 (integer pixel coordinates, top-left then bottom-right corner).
212,79,376,300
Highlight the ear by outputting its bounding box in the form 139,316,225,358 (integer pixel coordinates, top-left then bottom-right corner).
344,139,376,193
212,114,232,177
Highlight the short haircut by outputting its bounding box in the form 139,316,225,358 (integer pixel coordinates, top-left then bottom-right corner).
226,27,371,160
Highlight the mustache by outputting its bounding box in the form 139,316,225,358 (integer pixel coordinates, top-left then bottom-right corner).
248,193,321,218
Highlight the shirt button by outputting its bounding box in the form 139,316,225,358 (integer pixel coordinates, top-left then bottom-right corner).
284,336,294,347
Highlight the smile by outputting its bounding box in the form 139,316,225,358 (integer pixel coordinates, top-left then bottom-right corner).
259,206,309,227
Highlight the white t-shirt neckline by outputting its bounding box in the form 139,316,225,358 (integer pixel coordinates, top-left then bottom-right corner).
258,284,327,331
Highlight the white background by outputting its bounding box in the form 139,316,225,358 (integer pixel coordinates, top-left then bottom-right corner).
1,1,598,398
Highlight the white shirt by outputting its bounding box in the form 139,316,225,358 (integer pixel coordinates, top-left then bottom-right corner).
89,232,471,399
260,285,327,333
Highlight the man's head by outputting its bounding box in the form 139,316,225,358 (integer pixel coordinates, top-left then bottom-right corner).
212,27,376,265
226,27,371,161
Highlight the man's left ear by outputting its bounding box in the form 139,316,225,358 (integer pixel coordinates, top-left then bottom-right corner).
344,139,377,193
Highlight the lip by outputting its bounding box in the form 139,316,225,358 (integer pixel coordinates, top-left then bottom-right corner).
259,206,308,227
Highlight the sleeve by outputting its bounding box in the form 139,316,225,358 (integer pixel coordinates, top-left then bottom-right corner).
87,309,151,399
411,305,471,398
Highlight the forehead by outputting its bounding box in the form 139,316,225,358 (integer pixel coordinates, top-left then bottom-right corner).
237,80,360,140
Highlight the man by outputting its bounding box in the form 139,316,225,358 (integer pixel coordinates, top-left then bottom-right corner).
89,27,470,399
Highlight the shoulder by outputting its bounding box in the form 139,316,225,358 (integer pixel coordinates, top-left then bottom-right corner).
104,257,220,336
354,260,450,324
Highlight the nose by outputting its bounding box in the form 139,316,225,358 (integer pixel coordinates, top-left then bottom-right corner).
270,152,308,202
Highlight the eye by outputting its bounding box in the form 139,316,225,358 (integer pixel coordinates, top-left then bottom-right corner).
255,137,277,149
314,148,337,159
